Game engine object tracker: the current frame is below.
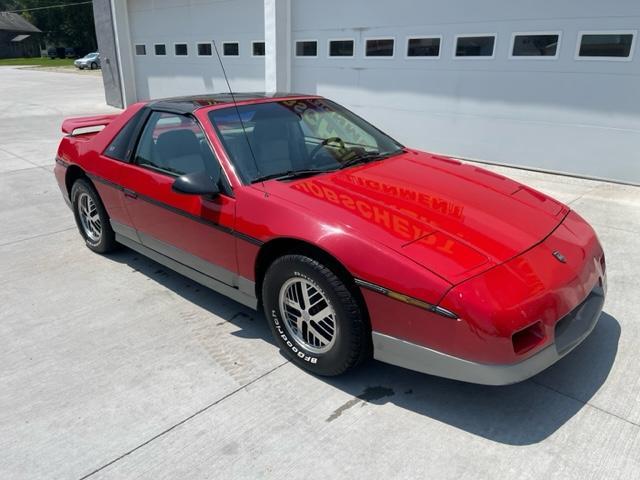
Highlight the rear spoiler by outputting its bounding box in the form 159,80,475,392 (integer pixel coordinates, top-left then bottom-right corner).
61,114,119,135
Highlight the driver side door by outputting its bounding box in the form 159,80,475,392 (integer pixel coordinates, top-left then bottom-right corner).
119,110,238,286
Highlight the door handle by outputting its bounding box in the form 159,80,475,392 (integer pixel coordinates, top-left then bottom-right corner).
123,188,138,199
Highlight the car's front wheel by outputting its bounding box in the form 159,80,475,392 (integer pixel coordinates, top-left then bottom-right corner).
71,178,117,253
262,254,370,376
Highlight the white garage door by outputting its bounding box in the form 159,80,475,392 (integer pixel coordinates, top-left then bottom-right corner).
127,0,266,101
290,0,640,184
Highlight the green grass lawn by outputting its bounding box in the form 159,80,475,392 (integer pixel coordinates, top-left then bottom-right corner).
0,57,75,67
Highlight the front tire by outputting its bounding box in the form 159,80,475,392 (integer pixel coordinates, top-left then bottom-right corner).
71,178,117,253
262,255,370,376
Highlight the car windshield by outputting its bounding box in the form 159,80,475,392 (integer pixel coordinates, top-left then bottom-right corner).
208,98,403,183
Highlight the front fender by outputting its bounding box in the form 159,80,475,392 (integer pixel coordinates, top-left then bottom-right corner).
234,186,452,306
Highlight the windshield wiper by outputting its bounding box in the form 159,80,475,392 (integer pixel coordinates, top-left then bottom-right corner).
252,168,333,183
338,149,405,170
251,149,406,183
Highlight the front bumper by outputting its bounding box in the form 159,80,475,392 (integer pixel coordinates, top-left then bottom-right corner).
373,284,604,385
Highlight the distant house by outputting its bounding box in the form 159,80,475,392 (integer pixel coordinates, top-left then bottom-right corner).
0,12,41,59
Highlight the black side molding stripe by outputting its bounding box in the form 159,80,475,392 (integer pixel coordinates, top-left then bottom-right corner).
354,278,458,319
234,231,264,247
88,173,122,191
86,172,264,246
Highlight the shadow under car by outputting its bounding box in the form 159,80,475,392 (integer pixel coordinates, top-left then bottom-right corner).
107,247,620,446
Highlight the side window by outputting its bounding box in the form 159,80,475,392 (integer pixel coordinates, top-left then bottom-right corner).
134,112,217,177
104,108,147,161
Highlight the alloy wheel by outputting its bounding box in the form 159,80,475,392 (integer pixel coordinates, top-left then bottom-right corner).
78,192,101,242
278,277,338,354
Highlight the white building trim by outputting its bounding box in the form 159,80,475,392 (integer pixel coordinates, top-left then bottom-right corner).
264,0,291,92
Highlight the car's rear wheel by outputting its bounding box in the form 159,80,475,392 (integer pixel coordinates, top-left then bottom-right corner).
262,254,370,376
71,178,117,253
90,62,97,70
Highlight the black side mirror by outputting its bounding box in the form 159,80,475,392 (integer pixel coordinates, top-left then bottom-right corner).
172,171,220,196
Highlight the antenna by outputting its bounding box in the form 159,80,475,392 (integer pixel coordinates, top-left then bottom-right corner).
212,40,262,181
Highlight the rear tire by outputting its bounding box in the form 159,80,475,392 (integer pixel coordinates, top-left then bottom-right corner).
71,178,117,253
90,62,97,70
262,254,370,376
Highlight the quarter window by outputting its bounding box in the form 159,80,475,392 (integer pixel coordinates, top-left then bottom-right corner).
296,40,318,57
455,35,495,57
252,41,265,56
329,39,354,57
223,42,239,56
365,38,394,57
134,44,146,56
577,32,634,59
154,44,166,56
512,33,559,57
406,37,440,57
104,108,148,162
174,43,188,56
197,43,212,56
134,112,216,177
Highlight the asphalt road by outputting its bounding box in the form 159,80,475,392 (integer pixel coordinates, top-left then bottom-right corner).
1,66,639,479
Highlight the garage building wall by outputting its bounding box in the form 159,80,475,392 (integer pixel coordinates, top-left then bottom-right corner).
290,0,640,184
100,0,640,184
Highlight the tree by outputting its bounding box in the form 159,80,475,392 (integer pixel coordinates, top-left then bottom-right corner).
0,0,97,49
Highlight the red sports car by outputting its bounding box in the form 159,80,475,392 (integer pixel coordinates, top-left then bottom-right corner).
54,93,606,385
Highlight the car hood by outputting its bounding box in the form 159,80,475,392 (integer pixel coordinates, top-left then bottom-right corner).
264,150,568,284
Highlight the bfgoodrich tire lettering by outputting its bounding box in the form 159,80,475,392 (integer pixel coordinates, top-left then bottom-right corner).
262,254,370,376
71,178,117,253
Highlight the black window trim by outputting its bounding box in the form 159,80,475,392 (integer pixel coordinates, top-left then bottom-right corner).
575,30,636,61
509,31,561,60
405,35,442,59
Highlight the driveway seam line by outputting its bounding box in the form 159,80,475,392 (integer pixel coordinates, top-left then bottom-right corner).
0,164,55,175
532,380,640,429
77,360,289,480
0,227,76,247
0,146,50,171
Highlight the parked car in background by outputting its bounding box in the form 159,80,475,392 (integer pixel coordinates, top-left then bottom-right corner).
53,93,606,385
74,52,100,70
65,47,77,58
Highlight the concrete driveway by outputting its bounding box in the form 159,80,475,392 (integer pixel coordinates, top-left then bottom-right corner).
1,66,639,480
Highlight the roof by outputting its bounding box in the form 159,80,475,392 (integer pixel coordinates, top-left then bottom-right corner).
0,12,41,33
148,92,316,114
